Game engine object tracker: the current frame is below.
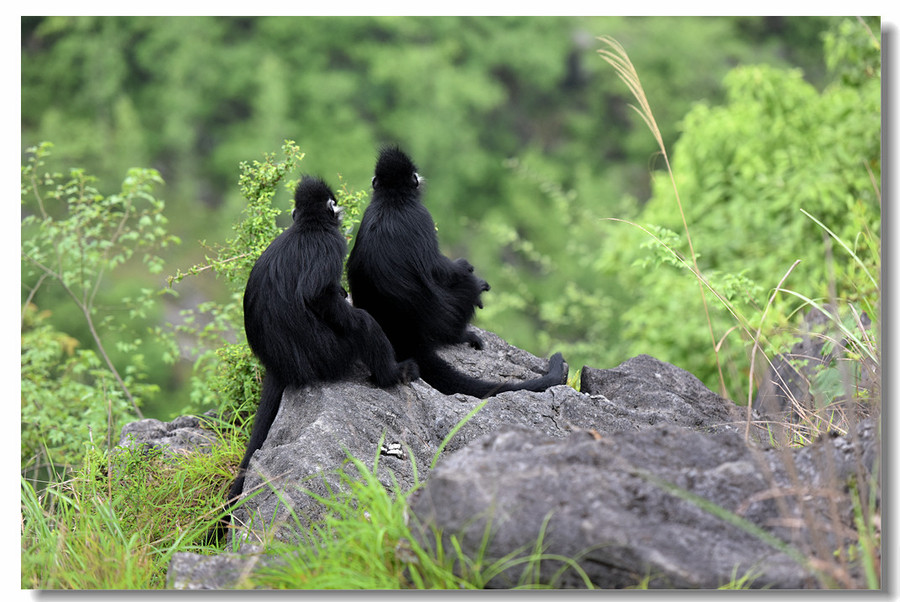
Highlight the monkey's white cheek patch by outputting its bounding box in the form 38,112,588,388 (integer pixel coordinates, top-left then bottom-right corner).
328,198,344,219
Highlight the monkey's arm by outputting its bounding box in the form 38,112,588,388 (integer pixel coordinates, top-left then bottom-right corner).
313,283,418,385
454,258,475,273
310,285,358,335
431,257,491,311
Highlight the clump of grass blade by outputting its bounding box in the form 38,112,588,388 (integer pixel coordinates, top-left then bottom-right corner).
21,437,243,589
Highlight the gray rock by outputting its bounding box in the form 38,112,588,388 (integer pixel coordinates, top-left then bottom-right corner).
408,419,878,589
231,327,580,542
154,327,877,589
167,545,269,589
229,331,756,544
580,354,759,439
118,412,220,456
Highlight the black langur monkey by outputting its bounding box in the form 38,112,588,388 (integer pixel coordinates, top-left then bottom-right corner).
346,146,566,398
228,176,418,506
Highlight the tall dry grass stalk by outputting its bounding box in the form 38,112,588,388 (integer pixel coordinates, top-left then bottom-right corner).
597,35,727,397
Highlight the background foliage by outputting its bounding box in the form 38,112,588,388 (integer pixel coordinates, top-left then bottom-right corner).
19,16,882,590
594,22,881,400
21,16,880,463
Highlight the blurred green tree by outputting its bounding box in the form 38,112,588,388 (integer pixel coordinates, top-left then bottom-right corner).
595,17,880,399
21,16,854,415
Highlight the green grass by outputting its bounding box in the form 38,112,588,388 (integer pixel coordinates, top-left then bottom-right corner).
224,453,596,589
20,418,593,590
21,433,243,589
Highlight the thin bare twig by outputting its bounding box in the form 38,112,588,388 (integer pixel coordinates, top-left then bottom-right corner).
23,253,143,419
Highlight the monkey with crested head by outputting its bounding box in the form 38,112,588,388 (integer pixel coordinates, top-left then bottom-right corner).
227,176,418,510
347,146,567,398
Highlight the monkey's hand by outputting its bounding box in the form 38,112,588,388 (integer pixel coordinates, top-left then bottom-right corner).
455,258,475,272
466,330,484,350
398,358,420,383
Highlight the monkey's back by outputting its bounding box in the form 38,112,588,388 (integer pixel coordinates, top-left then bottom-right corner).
243,225,351,385
348,198,483,357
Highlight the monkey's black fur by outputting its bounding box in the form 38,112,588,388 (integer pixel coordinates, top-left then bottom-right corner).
228,176,418,509
347,146,567,398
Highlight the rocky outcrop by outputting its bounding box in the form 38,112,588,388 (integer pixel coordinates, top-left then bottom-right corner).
409,420,877,589
118,413,219,456
148,327,878,589
580,354,753,434
227,332,764,544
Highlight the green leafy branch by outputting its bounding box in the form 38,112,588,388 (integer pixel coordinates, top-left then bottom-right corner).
165,141,305,415
22,142,179,418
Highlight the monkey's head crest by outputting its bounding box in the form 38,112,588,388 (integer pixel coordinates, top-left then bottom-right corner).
293,176,342,223
373,146,421,190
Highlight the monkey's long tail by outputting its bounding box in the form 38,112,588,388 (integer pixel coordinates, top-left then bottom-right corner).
415,349,567,399
209,371,285,544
